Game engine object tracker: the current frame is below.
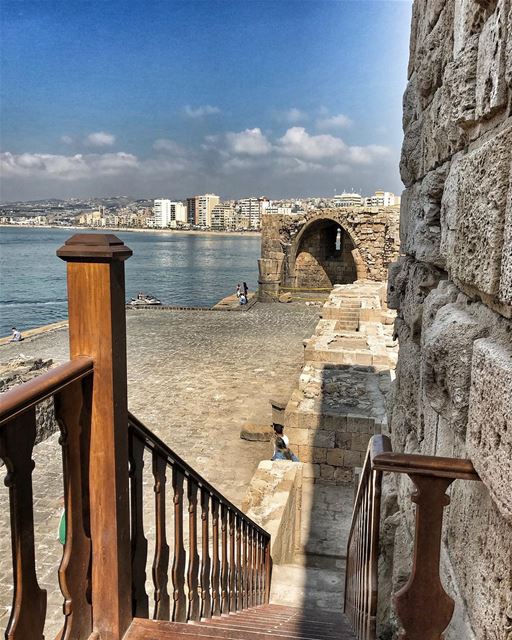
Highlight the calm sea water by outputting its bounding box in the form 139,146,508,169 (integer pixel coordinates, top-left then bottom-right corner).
0,227,261,337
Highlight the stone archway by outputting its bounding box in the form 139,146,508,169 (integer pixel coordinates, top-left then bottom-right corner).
293,218,360,288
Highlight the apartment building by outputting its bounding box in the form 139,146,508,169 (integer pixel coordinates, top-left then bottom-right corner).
187,194,220,226
211,204,236,230
153,199,172,227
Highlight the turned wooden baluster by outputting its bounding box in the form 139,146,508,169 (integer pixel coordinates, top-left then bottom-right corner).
220,503,229,613
187,480,200,621
200,488,212,619
228,509,236,612
242,520,248,609
236,516,243,611
264,538,271,604
253,531,259,605
394,475,455,640
246,525,254,607
152,452,170,620
172,467,187,622
55,378,93,639
0,408,47,640
128,432,148,618
211,498,221,616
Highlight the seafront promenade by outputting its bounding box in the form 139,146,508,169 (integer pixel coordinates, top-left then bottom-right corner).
0,303,318,637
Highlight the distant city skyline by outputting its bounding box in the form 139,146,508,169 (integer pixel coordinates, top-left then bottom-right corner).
0,0,412,201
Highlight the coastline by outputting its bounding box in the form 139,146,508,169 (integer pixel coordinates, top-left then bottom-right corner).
0,224,261,238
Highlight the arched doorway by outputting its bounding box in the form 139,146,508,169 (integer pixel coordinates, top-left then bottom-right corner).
293,218,358,288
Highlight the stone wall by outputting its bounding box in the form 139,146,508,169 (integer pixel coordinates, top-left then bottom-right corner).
285,282,397,485
0,357,57,445
384,1,512,638
258,208,400,301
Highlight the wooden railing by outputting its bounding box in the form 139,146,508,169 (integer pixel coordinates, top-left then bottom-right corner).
0,234,272,640
128,414,271,624
0,357,94,640
344,434,480,640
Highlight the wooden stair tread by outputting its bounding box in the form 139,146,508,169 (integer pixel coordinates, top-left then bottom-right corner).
124,605,356,640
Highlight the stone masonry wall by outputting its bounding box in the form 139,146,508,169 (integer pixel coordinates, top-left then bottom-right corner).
384,2,512,639
258,208,400,300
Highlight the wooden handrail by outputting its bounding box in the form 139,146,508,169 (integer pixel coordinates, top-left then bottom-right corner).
128,412,272,625
0,356,94,425
345,434,481,640
128,413,271,539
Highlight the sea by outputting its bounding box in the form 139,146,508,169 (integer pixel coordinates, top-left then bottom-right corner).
0,227,261,337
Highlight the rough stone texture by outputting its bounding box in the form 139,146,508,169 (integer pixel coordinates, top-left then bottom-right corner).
386,2,512,638
284,283,395,484
243,460,303,565
0,357,57,444
258,207,400,301
467,338,512,521
240,422,274,441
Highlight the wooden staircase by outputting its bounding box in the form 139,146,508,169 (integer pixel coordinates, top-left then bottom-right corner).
124,604,355,639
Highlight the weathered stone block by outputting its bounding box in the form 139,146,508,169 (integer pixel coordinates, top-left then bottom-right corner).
475,0,508,119
422,301,487,436
320,464,335,480
352,433,371,453
449,125,512,295
335,431,352,449
326,449,345,467
344,450,363,467
467,338,512,521
302,463,321,480
240,423,273,442
309,429,335,448
498,165,512,305
287,427,309,446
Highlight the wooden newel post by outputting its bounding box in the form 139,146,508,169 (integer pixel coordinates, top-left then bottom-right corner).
57,234,133,640
394,475,455,640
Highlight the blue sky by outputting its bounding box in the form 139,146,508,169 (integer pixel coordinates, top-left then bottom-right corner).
0,0,412,201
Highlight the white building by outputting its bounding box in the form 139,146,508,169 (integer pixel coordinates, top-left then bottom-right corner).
153,199,172,227
333,192,363,207
196,194,220,227
211,204,236,230
267,206,293,216
364,191,400,207
170,201,187,227
237,197,268,229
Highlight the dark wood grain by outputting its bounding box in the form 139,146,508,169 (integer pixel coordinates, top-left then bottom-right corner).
58,234,133,640
211,498,221,617
128,431,149,619
228,510,236,612
153,452,170,620
0,408,47,640
55,377,93,639
220,504,229,614
200,488,212,620
187,480,200,622
172,467,187,622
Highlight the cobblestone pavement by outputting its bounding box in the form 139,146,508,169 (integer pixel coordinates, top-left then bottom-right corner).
0,303,319,637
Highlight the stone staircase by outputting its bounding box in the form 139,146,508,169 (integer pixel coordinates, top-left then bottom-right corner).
124,604,356,639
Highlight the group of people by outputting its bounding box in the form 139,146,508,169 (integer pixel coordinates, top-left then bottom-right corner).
236,282,249,305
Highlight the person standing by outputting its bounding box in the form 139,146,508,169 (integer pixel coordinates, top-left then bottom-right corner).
236,283,241,298
243,281,248,298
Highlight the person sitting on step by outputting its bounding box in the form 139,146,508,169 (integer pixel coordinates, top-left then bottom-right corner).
271,437,299,462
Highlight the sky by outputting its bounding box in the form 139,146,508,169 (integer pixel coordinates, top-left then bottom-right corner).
0,0,413,202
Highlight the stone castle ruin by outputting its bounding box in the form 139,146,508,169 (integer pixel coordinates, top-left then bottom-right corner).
257,207,400,300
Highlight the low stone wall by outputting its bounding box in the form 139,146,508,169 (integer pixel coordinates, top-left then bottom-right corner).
242,460,303,565
284,282,396,484
0,357,57,445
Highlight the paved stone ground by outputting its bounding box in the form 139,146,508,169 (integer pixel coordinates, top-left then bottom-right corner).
0,303,319,638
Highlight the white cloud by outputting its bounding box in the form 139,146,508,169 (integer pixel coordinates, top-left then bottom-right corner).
346,145,390,164
278,127,347,160
184,105,221,118
225,128,272,156
153,138,188,154
85,131,116,147
0,151,137,180
60,135,74,145
316,113,353,131
275,107,307,124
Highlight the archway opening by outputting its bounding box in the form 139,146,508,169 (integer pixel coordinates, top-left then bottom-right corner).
294,219,358,288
